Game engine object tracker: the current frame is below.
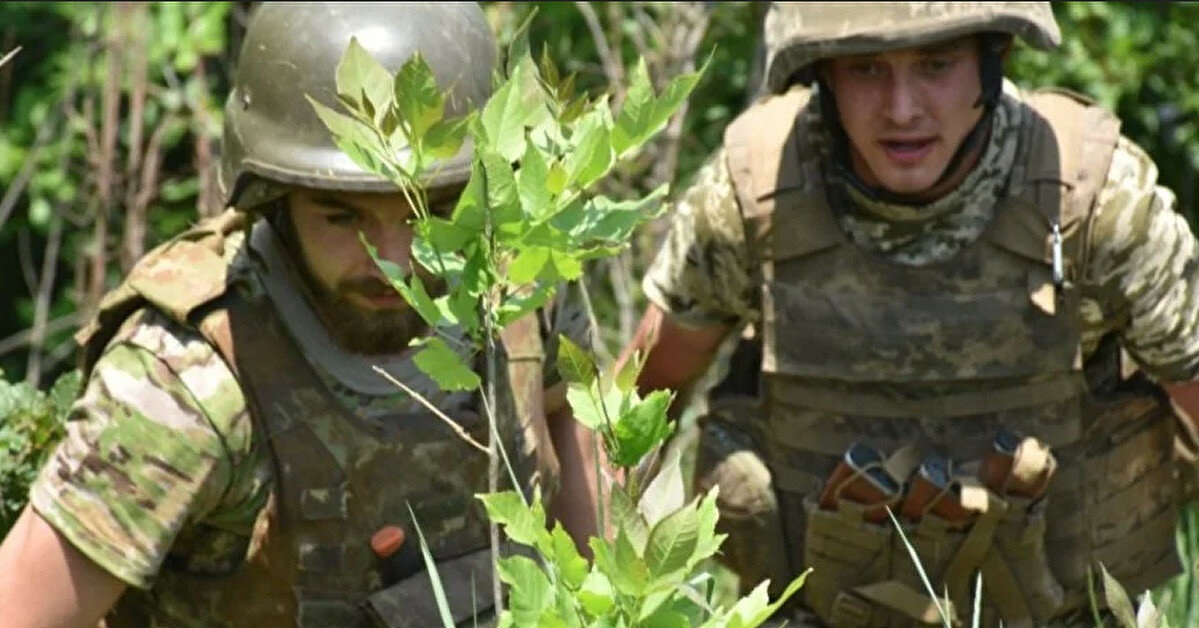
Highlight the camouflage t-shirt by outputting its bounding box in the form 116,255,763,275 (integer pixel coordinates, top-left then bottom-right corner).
643,83,1199,384
29,236,588,591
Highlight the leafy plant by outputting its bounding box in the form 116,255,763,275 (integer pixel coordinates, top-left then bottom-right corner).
0,368,79,536
312,18,806,626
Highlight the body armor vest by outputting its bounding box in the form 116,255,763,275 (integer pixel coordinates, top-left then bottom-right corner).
75,211,553,627
723,87,1181,626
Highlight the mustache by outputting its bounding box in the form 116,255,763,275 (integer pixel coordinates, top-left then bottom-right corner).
338,277,398,299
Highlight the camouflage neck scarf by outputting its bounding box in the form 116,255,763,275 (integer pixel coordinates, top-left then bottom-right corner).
811,84,1024,266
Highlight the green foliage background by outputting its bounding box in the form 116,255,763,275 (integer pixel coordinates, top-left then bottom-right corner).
0,1,1197,620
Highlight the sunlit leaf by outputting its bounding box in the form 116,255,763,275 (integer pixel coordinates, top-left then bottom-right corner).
411,337,480,391
336,37,394,120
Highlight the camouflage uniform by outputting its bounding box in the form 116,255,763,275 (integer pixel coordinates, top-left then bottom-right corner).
646,4,1199,625
26,3,590,627
645,84,1199,379
30,219,588,626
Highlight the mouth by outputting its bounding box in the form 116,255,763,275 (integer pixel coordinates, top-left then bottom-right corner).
346,285,405,309
879,137,937,166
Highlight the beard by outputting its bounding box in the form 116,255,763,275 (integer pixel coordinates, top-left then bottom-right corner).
301,272,430,356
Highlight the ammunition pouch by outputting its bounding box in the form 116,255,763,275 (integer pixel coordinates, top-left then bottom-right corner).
364,546,496,628
802,479,1064,627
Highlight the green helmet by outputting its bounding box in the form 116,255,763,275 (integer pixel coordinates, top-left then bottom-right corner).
219,2,496,208
763,2,1061,94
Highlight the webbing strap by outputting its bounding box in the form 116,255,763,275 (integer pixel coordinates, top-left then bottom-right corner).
943,483,1006,609
980,550,1033,627
837,580,947,626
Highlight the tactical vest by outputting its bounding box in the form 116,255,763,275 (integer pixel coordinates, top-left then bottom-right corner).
74,210,556,627
723,87,1181,626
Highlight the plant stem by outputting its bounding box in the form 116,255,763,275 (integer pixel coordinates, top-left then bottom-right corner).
479,145,505,617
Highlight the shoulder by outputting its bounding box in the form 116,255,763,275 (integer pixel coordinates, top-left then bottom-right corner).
97,306,255,458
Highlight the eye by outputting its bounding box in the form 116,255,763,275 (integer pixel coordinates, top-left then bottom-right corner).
917,56,956,77
324,212,358,227
847,60,884,78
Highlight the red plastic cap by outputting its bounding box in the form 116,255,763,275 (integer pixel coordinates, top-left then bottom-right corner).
371,525,406,558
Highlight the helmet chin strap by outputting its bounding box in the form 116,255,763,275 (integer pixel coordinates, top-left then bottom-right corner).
819,33,1008,206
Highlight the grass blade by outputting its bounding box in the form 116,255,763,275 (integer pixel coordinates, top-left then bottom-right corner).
886,506,953,627
407,502,459,628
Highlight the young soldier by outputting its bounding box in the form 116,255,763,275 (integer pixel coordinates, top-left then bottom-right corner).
0,4,598,627
620,3,1199,625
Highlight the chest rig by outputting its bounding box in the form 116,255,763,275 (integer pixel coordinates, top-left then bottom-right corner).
77,210,554,627
723,87,1181,626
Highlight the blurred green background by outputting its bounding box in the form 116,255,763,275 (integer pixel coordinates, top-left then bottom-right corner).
1,1,1197,622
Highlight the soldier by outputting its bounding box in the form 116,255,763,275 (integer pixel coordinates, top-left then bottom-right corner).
618,3,1199,626
0,3,599,627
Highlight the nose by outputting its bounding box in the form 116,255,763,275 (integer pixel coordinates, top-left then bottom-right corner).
367,224,413,274
885,71,921,126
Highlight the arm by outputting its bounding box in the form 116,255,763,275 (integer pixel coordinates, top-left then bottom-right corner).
1082,136,1199,410
0,506,127,628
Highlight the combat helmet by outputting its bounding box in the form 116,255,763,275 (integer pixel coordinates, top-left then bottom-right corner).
763,2,1061,94
218,2,495,208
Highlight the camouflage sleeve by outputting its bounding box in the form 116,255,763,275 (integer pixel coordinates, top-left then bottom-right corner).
641,147,758,328
1081,136,1199,383
28,310,258,589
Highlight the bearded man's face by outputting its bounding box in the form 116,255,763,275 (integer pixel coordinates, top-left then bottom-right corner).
284,187,455,355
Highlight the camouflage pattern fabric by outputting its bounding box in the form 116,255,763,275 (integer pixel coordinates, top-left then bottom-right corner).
643,81,1199,384
29,233,588,595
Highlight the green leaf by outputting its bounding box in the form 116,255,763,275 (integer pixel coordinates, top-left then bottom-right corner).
423,116,469,160
498,555,553,626
508,246,551,285
610,58,655,157
480,147,522,226
591,532,649,597
691,486,726,569
577,571,615,616
481,55,551,162
610,57,706,160
545,162,568,196
609,390,675,468
549,523,589,590
556,335,598,388
412,337,480,391
550,250,583,281
640,609,689,628
518,138,552,218
477,491,549,549
638,445,686,528
609,485,649,553
497,284,555,328
361,233,441,327
614,351,644,393
1100,562,1138,628
567,376,632,439
552,186,669,248
394,51,445,140
565,104,614,188
307,96,390,177
644,498,699,579
423,217,476,253
336,37,394,121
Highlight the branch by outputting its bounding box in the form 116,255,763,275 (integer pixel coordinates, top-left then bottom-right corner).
0,314,80,357
574,1,623,87
25,215,64,387
0,45,19,70
370,365,489,454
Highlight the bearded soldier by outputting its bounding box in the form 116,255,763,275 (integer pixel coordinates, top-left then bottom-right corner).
0,3,599,627
617,3,1199,626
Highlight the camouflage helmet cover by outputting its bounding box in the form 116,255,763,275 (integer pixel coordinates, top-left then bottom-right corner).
763,2,1061,94
219,2,496,208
